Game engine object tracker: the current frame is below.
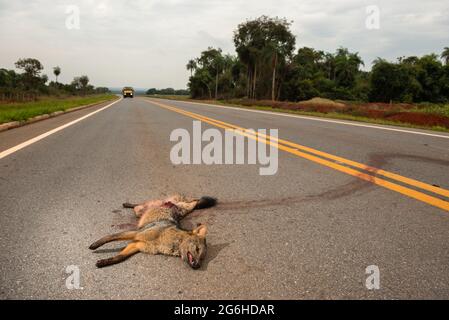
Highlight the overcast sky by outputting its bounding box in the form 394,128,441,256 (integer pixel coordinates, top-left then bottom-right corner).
0,0,447,89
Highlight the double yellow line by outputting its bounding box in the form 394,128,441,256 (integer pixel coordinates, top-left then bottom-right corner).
146,99,449,212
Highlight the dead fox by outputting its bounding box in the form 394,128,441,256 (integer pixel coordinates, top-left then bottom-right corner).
89,195,216,269
122,194,216,228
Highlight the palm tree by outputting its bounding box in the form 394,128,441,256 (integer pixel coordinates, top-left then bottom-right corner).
53,66,61,83
441,47,449,65
213,54,224,99
186,59,197,76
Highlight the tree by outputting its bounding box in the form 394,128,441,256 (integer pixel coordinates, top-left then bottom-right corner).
186,59,197,76
95,87,110,94
441,47,449,65
280,47,326,101
369,59,417,102
440,64,449,101
53,66,61,83
265,18,296,101
79,75,89,94
71,75,90,94
1,58,109,98
38,74,49,94
14,58,44,90
174,89,189,95
197,47,224,99
333,48,364,89
146,88,157,95
414,54,443,102
401,56,419,65
188,68,213,99
187,47,224,99
234,16,295,100
186,17,447,103
40,74,48,85
159,88,176,95
219,54,240,98
15,58,43,78
0,69,19,88
323,53,336,80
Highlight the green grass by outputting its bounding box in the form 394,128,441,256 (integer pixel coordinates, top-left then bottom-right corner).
148,96,449,133
0,94,117,124
413,102,449,117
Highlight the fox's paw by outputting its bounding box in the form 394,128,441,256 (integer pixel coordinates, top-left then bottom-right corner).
89,241,101,250
96,258,113,268
122,202,137,209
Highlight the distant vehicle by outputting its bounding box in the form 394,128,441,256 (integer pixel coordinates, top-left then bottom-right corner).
122,87,134,98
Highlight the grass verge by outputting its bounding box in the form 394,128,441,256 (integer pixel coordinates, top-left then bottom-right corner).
0,94,118,124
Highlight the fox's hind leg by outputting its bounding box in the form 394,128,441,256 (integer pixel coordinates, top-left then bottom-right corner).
89,230,138,250
122,202,138,209
95,241,144,268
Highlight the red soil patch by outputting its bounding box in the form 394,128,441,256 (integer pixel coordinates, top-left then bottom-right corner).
386,112,449,127
222,98,449,129
362,109,388,119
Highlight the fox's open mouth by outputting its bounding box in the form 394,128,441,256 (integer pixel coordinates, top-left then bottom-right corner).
187,252,199,269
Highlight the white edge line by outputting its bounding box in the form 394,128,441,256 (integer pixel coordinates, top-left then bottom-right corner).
150,98,449,140
0,98,122,160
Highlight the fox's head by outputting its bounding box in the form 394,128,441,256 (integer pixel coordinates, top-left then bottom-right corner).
180,225,208,269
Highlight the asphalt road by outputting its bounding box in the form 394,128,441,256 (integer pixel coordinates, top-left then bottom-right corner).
1,97,448,299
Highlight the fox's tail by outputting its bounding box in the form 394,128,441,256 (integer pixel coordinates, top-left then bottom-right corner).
89,230,138,250
122,202,138,208
194,196,217,209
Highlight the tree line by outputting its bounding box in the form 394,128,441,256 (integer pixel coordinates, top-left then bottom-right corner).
146,88,189,95
187,16,449,103
0,58,110,100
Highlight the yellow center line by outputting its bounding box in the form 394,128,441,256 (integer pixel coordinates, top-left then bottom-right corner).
145,99,449,212
148,99,449,199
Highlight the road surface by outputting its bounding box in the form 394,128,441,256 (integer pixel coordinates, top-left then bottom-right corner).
1,97,448,299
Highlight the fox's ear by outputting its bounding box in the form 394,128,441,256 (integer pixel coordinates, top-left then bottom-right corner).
193,225,207,238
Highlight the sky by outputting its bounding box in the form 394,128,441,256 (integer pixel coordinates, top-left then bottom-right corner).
0,0,448,89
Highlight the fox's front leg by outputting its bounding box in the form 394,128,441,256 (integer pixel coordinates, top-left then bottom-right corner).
96,241,144,268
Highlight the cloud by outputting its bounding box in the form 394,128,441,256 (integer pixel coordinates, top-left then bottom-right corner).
0,0,447,88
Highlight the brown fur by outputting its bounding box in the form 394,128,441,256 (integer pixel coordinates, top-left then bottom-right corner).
132,194,196,216
89,194,213,269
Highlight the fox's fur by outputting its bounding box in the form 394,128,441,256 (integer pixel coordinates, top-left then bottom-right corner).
89,195,217,269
